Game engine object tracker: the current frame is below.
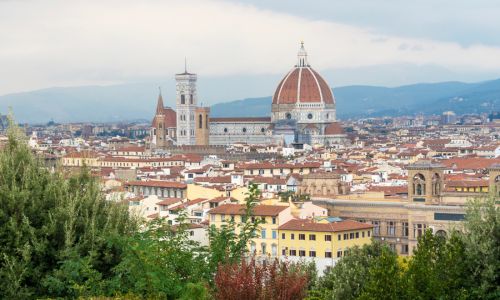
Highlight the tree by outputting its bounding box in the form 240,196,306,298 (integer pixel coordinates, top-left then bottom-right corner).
214,255,309,300
460,196,500,299
0,118,136,298
313,242,385,300
358,246,404,300
207,183,263,277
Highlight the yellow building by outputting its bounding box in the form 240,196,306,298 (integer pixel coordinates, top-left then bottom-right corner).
208,203,372,273
207,204,293,257
278,218,373,259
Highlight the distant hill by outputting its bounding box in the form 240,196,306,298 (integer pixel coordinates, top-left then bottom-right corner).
1,79,499,123
211,80,500,119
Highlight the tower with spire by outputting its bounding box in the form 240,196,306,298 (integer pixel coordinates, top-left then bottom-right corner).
175,61,198,145
151,88,177,149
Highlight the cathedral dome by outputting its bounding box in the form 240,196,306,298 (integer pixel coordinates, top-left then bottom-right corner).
272,42,335,105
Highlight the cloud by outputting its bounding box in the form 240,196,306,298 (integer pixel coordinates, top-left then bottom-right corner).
1,0,500,95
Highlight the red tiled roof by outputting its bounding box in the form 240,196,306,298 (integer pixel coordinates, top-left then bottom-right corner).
156,198,183,206
126,180,187,189
207,204,288,216
278,219,373,232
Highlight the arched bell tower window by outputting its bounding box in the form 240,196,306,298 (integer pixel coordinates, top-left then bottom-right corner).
198,114,203,129
181,94,185,104
286,113,292,120
413,174,426,196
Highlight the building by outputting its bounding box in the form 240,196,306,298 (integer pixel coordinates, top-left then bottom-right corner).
279,218,373,273
207,203,373,273
150,42,349,147
314,161,500,255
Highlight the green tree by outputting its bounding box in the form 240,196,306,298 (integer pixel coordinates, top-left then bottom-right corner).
207,183,263,277
313,241,385,300
461,196,500,299
358,246,404,300
0,119,136,298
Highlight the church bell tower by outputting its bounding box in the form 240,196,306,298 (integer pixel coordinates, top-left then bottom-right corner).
175,63,198,145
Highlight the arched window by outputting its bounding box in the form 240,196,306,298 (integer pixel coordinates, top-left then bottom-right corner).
432,173,441,196
181,94,185,104
190,94,193,104
413,174,426,196
286,113,292,120
199,114,203,129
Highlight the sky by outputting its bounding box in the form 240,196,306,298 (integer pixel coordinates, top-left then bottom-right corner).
1,0,500,104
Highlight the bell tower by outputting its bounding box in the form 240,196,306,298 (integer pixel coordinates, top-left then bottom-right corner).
175,61,197,145
152,91,167,149
407,161,444,204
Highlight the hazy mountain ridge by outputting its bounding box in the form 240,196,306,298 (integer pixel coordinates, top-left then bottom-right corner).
1,79,499,123
212,80,499,119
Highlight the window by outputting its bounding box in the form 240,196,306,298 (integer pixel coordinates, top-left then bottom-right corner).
343,233,348,240
325,251,332,258
402,222,409,237
261,230,267,239
338,234,341,241
190,94,193,104
401,244,409,254
261,217,266,223
210,214,215,222
224,128,228,133
299,250,306,257
181,94,185,104
198,114,203,128
307,113,313,119
337,250,342,258
344,250,349,256
350,232,354,239
282,248,286,256
281,233,286,239
368,230,371,237
272,217,277,224
221,214,225,221
242,127,247,133
190,231,194,236
261,128,265,133
309,234,316,241
291,233,295,240
414,223,426,238
387,221,396,236
261,244,266,254
389,243,396,252
272,230,277,239
325,235,332,241
230,215,235,222
259,169,264,175
241,215,247,223
309,251,316,257
362,231,365,238
372,220,380,235
290,249,297,256
286,113,292,119
299,234,306,240
355,232,359,238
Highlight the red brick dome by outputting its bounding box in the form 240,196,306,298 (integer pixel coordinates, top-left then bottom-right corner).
272,43,335,105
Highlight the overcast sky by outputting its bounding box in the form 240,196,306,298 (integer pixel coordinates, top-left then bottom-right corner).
1,0,500,101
